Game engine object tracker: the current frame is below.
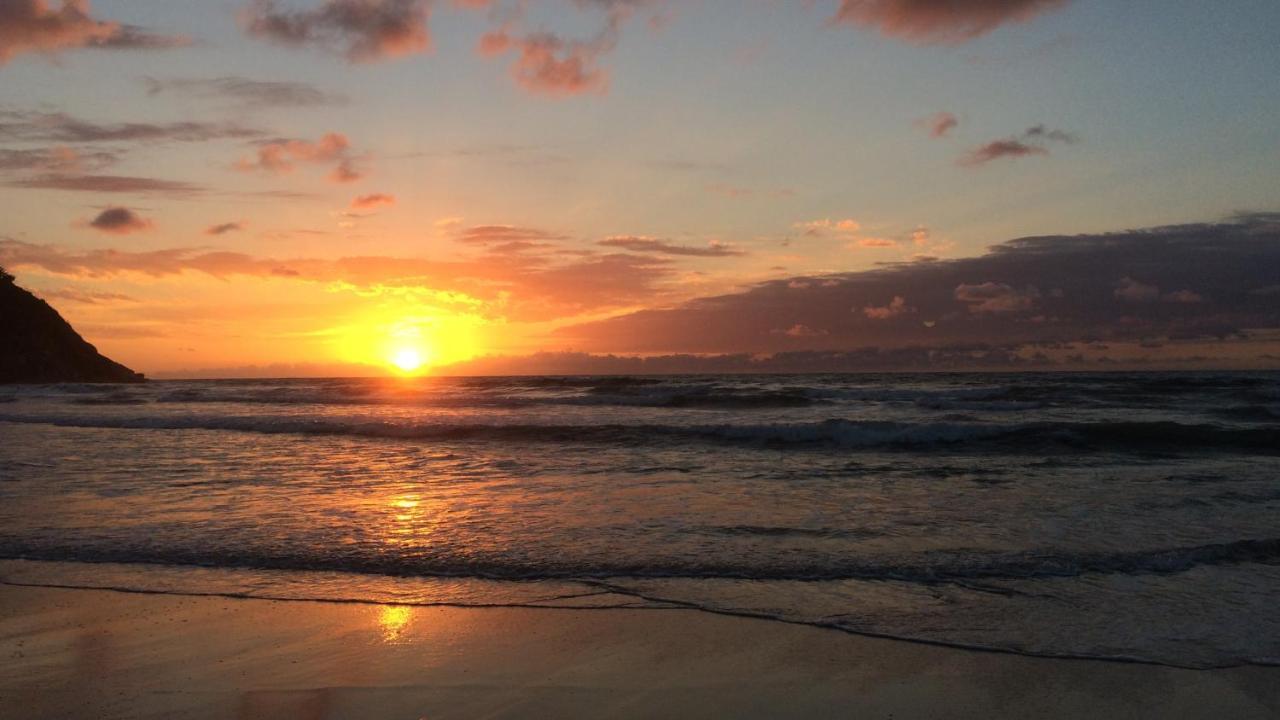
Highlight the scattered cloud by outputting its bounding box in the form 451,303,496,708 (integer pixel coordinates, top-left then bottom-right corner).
960,124,1077,166
1114,276,1160,303
0,110,262,144
797,218,862,237
86,206,152,234
142,76,347,107
598,236,745,257
236,132,364,183
241,0,432,62
955,281,1039,313
863,295,913,319
351,192,395,209
778,324,828,338
0,0,191,65
831,0,1071,45
205,222,244,236
855,237,897,248
919,111,958,138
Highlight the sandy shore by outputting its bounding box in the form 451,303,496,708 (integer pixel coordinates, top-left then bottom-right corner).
1,584,1277,719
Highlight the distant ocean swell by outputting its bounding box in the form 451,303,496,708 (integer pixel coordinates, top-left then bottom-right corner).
2,413,1276,453
2,537,1276,583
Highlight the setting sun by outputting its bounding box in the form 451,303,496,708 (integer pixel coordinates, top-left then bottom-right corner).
390,348,425,373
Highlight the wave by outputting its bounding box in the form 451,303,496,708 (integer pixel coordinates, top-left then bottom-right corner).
2,412,1277,454
3,537,1276,584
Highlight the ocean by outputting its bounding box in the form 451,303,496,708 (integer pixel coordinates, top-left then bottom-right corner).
1,372,1278,669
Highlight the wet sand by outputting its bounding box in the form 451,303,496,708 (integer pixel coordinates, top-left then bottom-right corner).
1,584,1277,719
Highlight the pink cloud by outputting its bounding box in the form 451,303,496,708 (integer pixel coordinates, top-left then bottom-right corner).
919,111,958,138
241,0,432,62
351,192,396,209
237,132,364,183
479,30,608,97
832,0,1070,45
0,0,189,65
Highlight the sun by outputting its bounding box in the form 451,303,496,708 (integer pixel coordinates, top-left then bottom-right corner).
390,347,425,374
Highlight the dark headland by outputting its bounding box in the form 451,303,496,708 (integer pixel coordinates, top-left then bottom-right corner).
0,268,143,384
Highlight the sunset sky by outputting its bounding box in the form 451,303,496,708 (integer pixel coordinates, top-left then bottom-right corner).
2,0,1279,376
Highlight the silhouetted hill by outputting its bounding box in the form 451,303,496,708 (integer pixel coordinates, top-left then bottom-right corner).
0,269,144,384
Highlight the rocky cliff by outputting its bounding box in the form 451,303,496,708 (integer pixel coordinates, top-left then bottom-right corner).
0,270,144,384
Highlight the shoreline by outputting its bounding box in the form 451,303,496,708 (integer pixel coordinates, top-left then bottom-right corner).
3,584,1278,719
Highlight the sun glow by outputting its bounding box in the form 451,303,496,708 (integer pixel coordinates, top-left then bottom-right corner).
390,347,425,373
330,304,486,376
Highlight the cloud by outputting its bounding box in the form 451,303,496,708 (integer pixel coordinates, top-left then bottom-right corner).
86,207,151,234
205,222,244,236
598,236,745,257
831,0,1070,45
778,324,828,338
919,111,958,138
142,76,347,107
1114,276,1159,303
0,146,117,172
241,0,432,62
456,224,568,245
959,139,1048,167
37,287,136,304
554,214,1280,354
0,110,262,143
960,124,1077,167
856,237,897,248
478,30,608,97
0,236,677,322
5,174,205,195
0,0,190,65
1163,289,1203,304
475,0,667,97
954,282,1039,313
797,218,861,237
351,192,395,209
863,295,913,319
236,132,364,183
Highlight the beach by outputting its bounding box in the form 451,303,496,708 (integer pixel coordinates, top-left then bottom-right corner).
3,583,1278,719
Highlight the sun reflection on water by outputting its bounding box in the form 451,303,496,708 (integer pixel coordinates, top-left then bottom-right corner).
378,605,413,643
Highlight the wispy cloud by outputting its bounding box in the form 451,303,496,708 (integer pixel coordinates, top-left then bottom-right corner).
598,236,745,257
350,192,395,209
4,174,205,196
142,76,347,108
0,110,262,144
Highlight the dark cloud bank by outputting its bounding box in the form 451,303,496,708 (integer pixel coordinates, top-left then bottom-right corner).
444,214,1280,374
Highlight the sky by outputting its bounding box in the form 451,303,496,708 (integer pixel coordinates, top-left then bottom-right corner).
1,0,1278,376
